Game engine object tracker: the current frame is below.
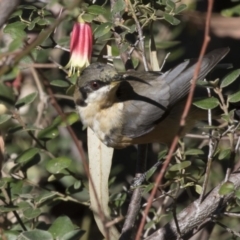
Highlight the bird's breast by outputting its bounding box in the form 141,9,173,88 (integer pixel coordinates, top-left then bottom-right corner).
76,101,129,147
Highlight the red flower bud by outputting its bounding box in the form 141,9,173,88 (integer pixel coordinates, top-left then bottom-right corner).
66,17,93,76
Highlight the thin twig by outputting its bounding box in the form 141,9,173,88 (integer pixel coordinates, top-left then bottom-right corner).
199,83,215,203
126,0,148,71
214,220,240,238
30,67,48,129
223,212,240,217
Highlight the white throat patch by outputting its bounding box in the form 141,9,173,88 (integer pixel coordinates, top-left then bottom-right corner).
85,85,112,104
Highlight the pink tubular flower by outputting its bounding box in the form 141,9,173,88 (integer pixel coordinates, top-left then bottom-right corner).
66,16,93,76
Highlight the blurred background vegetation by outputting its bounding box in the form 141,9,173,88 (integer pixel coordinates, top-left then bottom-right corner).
1,0,240,239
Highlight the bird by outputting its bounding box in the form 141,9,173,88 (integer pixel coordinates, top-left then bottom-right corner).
74,48,229,149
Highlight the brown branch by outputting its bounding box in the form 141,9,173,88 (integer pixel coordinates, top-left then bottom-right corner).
120,187,142,240
144,171,240,240
136,0,214,238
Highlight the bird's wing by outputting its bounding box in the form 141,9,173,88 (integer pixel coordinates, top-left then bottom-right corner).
117,48,229,138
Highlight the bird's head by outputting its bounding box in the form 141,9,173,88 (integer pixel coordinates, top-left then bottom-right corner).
74,62,120,107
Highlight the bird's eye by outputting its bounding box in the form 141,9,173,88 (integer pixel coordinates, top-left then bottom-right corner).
90,81,100,90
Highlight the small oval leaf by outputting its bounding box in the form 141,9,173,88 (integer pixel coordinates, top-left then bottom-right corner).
169,161,191,171
45,157,72,174
87,5,108,15
62,229,85,240
94,22,112,39
18,230,53,240
48,216,74,239
175,4,187,14
219,181,235,195
38,126,59,141
163,13,180,25
195,184,202,194
220,69,240,88
15,148,40,164
218,148,231,160
0,114,11,124
23,208,41,219
50,80,70,88
228,91,240,103
193,97,219,110
15,92,38,108
185,149,204,155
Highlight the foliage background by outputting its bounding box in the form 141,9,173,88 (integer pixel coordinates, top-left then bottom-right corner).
1,0,240,239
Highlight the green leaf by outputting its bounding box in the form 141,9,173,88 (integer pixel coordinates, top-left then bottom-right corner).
37,125,59,141
2,230,19,240
35,191,58,205
0,206,19,212
166,0,175,10
23,208,41,219
175,4,187,14
219,181,235,195
37,18,49,25
62,229,85,240
10,9,23,18
163,13,180,25
143,183,154,194
13,152,40,172
0,178,11,188
50,80,70,88
185,149,204,155
220,69,240,88
82,13,96,22
228,91,240,103
154,40,180,49
48,173,66,182
94,22,112,39
0,83,15,105
18,230,53,240
15,92,38,108
0,67,19,81
8,38,24,51
52,112,79,127
218,148,231,160
235,188,240,199
193,97,219,110
15,148,40,164
195,184,202,194
169,161,191,171
28,22,36,31
0,114,11,124
74,180,82,189
48,216,75,239
197,80,215,88
144,220,156,230
87,5,108,15
18,202,32,210
4,22,26,39
221,5,240,17
146,164,159,181
158,149,168,160
45,157,72,174
112,0,126,14
24,5,38,10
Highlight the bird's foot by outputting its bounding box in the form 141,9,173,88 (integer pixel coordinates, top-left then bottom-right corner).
130,161,163,191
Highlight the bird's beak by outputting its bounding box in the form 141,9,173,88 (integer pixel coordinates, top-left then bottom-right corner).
74,85,87,107
110,80,120,88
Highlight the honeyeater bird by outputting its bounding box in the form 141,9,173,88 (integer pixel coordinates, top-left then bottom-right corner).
74,48,229,148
